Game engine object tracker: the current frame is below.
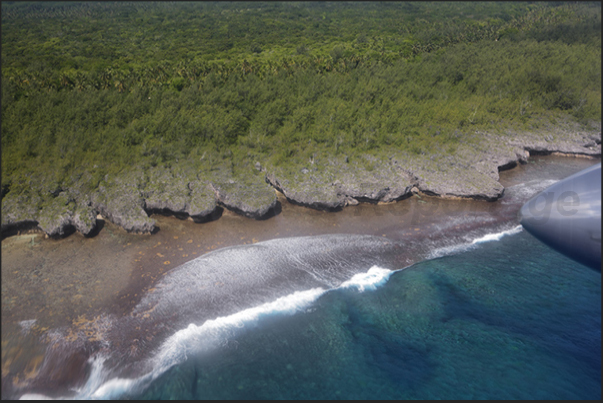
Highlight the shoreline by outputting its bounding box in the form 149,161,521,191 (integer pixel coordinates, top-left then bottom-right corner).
1,124,601,240
1,154,601,399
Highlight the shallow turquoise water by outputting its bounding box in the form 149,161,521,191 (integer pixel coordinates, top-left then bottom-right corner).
134,231,601,400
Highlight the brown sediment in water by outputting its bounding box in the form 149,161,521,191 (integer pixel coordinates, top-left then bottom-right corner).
1,155,599,399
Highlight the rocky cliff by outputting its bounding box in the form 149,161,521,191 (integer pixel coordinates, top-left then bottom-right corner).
2,125,600,238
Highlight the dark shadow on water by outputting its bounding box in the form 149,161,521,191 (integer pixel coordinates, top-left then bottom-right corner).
425,243,602,377
191,206,224,223
49,225,77,239
83,219,105,238
215,202,283,221
255,200,282,221
1,221,42,240
147,208,190,220
146,206,225,224
498,160,519,172
354,192,413,205
280,196,344,212
337,290,434,393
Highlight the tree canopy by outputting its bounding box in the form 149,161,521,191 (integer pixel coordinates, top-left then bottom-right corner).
1,1,601,184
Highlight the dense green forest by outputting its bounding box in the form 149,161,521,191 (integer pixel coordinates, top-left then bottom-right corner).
1,1,601,187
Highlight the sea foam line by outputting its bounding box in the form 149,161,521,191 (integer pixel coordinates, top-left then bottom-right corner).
429,225,523,259
502,179,559,203
19,319,37,335
88,288,326,400
19,225,526,400
150,287,326,375
22,265,393,400
471,225,523,244
339,266,393,292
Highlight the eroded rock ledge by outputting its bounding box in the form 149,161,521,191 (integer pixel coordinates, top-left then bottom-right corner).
2,126,600,238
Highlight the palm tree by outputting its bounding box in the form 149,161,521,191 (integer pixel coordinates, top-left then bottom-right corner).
74,72,86,91
60,74,73,89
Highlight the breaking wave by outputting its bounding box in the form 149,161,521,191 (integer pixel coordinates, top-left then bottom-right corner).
428,225,523,259
19,224,526,400
21,264,394,400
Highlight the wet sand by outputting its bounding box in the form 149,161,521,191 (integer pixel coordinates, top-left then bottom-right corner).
1,155,599,398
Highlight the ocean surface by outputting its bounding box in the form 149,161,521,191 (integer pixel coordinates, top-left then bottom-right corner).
137,230,600,400
21,228,601,400
6,157,601,400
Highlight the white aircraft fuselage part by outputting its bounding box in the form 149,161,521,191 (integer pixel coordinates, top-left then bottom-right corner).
520,163,601,271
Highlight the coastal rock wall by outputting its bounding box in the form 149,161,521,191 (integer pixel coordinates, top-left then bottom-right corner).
1,164,277,237
266,155,416,210
91,170,156,234
210,180,277,219
143,166,217,220
186,181,218,220
265,169,351,211
1,127,600,238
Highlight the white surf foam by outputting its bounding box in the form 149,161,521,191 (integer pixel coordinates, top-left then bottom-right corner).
471,225,523,244
75,355,114,398
129,234,393,321
19,319,37,334
429,225,523,259
151,287,326,375
339,266,393,292
428,243,474,259
78,288,326,399
25,264,395,400
502,179,558,204
90,377,140,400
16,222,529,400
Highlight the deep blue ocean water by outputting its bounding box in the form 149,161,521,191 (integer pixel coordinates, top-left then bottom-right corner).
120,230,599,400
